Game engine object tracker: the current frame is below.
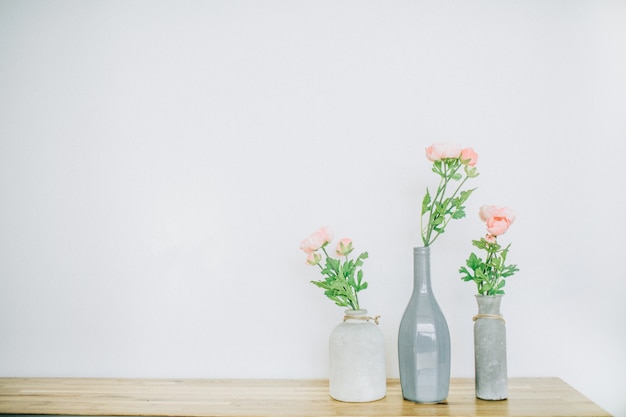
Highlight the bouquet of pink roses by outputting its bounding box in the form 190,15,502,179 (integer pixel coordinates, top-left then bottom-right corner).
300,226,368,310
459,206,519,295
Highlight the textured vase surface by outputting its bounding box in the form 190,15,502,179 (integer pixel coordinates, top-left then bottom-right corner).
474,294,508,400
398,246,451,403
329,309,386,402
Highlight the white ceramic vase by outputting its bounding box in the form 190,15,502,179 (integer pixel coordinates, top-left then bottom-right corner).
328,309,386,402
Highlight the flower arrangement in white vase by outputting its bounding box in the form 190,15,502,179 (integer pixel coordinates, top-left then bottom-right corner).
300,227,386,402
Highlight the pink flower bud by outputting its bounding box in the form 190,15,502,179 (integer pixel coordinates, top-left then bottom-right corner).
484,234,497,244
306,252,322,266
335,238,353,256
460,147,478,166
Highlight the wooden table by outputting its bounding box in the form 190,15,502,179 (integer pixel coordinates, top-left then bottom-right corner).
0,377,611,417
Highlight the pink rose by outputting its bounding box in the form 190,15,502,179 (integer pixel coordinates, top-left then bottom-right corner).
425,143,462,162
486,218,510,236
495,207,516,225
479,206,516,236
479,205,498,222
484,234,497,243
336,238,353,257
299,226,334,254
460,147,478,166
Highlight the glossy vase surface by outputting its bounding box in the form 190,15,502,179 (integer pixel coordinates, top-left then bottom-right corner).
474,294,508,400
329,309,386,402
398,247,450,403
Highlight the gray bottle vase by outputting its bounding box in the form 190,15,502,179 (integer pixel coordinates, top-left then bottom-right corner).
474,294,508,400
398,247,451,403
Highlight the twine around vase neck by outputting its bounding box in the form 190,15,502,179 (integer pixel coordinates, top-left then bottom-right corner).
343,314,381,325
473,313,505,323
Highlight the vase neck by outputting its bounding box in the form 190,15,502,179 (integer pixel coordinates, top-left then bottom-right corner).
344,309,368,318
475,295,503,314
413,246,431,293
343,309,371,323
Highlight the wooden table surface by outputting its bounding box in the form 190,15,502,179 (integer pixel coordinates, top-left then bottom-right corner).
0,377,611,417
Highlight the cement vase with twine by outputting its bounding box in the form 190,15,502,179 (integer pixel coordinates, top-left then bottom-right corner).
398,246,451,403
474,294,508,400
329,309,386,402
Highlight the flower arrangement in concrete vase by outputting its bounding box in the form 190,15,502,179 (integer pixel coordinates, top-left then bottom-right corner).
459,205,519,400
459,205,519,296
300,226,385,403
398,143,480,403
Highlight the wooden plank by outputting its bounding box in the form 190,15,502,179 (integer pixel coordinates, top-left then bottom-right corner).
0,377,611,417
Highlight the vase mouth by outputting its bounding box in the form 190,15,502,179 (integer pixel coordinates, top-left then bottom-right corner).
413,246,430,254
344,309,368,316
475,294,504,298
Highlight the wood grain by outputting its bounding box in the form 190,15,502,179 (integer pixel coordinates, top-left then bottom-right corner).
0,377,611,417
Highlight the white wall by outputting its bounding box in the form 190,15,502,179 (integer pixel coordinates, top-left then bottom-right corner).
1,1,625,415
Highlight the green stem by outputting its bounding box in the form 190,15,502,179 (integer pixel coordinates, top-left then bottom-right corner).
347,253,359,310
447,171,469,205
324,245,360,310
428,174,469,246
314,247,329,271
422,165,449,245
485,243,499,294
423,160,465,246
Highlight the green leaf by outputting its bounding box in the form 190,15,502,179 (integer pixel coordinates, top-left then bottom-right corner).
434,202,447,216
459,188,476,202
467,252,482,269
310,280,329,290
472,239,487,250
459,266,474,282
464,165,479,178
326,257,340,272
422,189,432,216
451,209,466,219
432,160,444,176
501,264,519,277
347,276,356,288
